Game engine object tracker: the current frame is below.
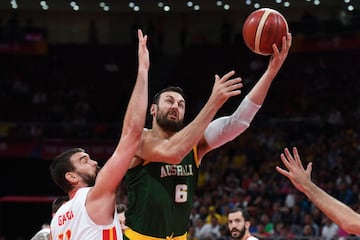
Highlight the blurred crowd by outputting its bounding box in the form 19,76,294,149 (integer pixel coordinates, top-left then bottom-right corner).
1,10,360,240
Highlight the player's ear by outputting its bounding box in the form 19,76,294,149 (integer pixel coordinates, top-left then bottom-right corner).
65,172,77,184
150,104,156,116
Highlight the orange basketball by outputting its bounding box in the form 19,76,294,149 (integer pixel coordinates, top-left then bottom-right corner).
242,8,288,56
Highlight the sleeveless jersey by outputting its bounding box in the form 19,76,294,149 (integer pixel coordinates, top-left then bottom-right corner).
50,187,122,240
124,148,200,239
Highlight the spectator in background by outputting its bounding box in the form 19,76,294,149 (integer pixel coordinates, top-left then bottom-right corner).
301,224,316,240
189,206,201,227
194,218,206,240
321,216,338,240
30,195,69,240
302,213,320,237
227,208,259,240
200,215,221,240
206,206,221,224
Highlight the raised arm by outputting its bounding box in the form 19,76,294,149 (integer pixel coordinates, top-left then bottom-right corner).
276,147,360,235
88,29,149,216
198,33,292,157
247,32,291,104
142,70,243,164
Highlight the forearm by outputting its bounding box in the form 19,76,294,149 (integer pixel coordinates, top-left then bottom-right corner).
159,70,242,163
304,182,360,234
122,67,148,137
204,96,260,148
164,99,220,163
247,66,278,105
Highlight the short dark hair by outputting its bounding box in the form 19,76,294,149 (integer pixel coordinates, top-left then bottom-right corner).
52,196,69,213
116,203,127,213
50,148,85,193
228,208,250,221
152,86,186,104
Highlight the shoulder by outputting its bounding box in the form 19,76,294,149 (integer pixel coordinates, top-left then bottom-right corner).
247,236,259,240
31,228,50,240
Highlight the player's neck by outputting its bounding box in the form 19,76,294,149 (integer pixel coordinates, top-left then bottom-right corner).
68,188,80,199
243,233,253,240
152,124,176,138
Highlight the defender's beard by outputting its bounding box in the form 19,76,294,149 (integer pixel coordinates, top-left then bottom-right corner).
231,225,246,240
78,166,100,187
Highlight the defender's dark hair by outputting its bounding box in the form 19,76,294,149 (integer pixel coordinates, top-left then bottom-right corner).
229,208,250,221
116,203,128,214
152,86,186,104
50,148,85,193
52,195,69,214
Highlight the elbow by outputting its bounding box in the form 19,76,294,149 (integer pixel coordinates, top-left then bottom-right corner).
154,149,183,165
171,156,183,165
123,120,144,138
162,154,183,165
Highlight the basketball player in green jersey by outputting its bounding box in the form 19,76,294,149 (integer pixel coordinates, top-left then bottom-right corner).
124,33,292,240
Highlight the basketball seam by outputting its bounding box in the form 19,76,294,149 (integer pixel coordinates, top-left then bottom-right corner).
255,9,272,54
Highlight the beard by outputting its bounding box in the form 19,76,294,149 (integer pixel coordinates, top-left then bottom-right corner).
156,107,184,132
231,225,246,240
78,166,100,187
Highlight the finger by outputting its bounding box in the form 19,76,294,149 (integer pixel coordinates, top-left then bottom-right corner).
287,32,292,48
282,35,287,50
305,162,312,175
226,89,242,97
229,82,243,90
226,83,243,94
276,166,289,178
272,43,279,56
142,35,148,45
284,147,294,163
280,153,291,170
219,70,235,82
293,147,302,167
225,77,242,87
214,74,220,82
138,29,143,40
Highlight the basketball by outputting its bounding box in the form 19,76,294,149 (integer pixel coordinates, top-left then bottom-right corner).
242,8,288,56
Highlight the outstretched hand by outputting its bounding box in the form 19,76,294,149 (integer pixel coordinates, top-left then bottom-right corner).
276,147,313,194
209,70,243,107
138,29,150,71
268,32,292,71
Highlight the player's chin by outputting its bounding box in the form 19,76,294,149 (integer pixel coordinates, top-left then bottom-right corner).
231,231,240,238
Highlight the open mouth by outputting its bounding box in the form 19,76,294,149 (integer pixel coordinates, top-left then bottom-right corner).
168,111,178,119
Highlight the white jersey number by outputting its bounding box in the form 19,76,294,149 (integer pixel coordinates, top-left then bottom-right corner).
175,184,188,203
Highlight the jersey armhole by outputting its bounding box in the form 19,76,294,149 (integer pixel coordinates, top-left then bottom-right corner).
193,146,200,168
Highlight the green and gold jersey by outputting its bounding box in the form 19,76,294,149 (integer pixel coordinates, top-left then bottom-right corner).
124,147,200,239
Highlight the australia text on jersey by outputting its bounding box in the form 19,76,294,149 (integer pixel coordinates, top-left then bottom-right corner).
160,164,194,178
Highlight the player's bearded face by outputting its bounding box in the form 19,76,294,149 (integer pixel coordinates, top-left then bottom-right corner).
156,105,184,132
230,224,246,240
78,166,100,187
